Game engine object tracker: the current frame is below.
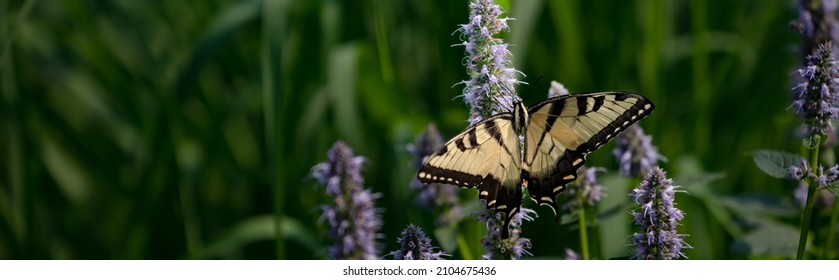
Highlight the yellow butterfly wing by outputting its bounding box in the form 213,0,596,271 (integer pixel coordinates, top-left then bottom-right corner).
417,114,523,237
523,92,654,216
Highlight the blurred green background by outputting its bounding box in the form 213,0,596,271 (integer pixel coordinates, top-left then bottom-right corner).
1,0,832,259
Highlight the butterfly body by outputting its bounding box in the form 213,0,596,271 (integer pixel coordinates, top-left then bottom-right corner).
417,92,654,238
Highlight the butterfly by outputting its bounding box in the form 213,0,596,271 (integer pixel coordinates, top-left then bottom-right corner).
417,92,654,238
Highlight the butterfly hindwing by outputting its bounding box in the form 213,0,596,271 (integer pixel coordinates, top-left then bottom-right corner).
523,92,654,217
417,114,523,237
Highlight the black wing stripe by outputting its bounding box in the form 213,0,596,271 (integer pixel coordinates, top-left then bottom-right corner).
576,97,588,116
455,137,467,151
468,129,479,147
614,94,629,101
534,102,564,159
485,119,504,148
592,95,605,112
544,101,564,133
434,144,448,156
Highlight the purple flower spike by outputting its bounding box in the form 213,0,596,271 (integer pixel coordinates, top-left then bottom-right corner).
613,124,665,178
791,42,839,145
561,166,606,211
311,141,382,260
457,0,523,125
793,0,839,64
390,224,448,260
629,167,690,260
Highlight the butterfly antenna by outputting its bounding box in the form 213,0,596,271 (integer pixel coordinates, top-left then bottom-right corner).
522,76,542,101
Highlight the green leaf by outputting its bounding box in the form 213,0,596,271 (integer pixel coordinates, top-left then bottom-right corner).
675,172,726,187
720,194,798,219
328,43,362,147
826,183,839,197
434,225,458,254
197,215,319,259
730,217,799,259
751,150,802,179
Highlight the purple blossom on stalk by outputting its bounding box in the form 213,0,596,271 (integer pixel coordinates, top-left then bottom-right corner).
793,0,839,63
787,153,839,187
791,42,839,145
789,160,839,207
816,164,839,186
480,208,535,260
457,0,523,125
561,166,606,212
629,167,690,260
789,158,814,180
389,224,448,260
311,141,382,260
408,124,462,226
613,124,664,178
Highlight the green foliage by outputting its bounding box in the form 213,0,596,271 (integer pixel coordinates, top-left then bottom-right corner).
751,150,803,179
1,0,833,259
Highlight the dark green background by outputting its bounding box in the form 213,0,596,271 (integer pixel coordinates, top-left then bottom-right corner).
1,0,828,259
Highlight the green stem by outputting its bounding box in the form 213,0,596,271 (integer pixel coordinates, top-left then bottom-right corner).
373,0,393,84
578,206,590,260
825,194,839,259
262,0,289,259
456,234,475,260
178,176,202,258
797,145,820,260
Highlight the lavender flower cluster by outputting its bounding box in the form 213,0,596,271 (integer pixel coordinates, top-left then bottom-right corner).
561,166,605,212
790,158,839,186
793,0,839,60
790,158,839,206
629,167,689,260
311,141,382,260
613,124,664,178
791,42,839,144
458,0,522,124
479,208,535,260
389,224,447,260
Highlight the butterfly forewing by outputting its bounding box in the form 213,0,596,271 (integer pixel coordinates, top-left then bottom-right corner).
417,114,523,237
523,92,654,216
